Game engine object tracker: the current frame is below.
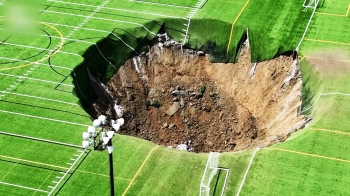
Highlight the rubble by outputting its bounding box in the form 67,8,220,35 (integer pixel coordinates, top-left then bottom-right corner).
96,39,306,153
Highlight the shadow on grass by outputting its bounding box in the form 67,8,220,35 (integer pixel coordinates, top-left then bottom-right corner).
301,76,317,115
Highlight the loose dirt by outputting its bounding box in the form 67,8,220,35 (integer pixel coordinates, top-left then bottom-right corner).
95,40,307,153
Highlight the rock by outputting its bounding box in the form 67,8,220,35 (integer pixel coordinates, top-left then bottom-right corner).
173,97,179,102
180,98,185,108
176,144,188,151
197,51,205,56
169,123,175,129
165,102,180,116
171,90,188,96
162,122,168,129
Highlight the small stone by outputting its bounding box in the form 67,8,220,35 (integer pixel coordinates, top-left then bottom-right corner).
169,123,175,129
180,98,185,108
165,102,180,116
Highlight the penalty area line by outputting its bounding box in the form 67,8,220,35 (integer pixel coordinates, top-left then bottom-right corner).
122,145,159,196
314,3,350,17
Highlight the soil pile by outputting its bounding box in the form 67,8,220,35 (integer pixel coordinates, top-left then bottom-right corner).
95,40,307,152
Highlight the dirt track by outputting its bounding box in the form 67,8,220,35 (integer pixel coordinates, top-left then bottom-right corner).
95,41,307,152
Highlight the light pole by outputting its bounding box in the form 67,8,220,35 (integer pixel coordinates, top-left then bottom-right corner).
82,115,124,196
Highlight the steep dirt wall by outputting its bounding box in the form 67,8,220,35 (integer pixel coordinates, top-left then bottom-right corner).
96,41,307,152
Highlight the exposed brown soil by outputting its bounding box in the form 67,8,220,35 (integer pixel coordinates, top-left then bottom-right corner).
95,41,307,153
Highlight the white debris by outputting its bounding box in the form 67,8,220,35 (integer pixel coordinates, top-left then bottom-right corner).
250,63,258,78
158,42,164,50
114,104,124,117
176,144,188,151
133,57,140,74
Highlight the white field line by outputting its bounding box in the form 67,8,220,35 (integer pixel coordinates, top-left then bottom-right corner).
0,27,95,45
48,0,186,19
296,0,320,51
41,10,156,35
111,32,139,55
24,23,137,70
0,154,69,170
0,73,73,87
0,42,81,57
0,109,89,127
63,0,110,40
47,149,86,196
0,91,79,106
0,131,83,150
0,181,49,193
0,56,72,71
129,0,193,9
0,27,111,71
182,0,206,45
301,92,350,114
44,22,110,33
236,148,260,196
42,35,116,67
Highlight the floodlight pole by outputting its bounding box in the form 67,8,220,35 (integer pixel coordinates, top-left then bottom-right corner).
108,139,115,196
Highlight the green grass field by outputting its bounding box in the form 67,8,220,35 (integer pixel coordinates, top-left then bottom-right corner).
0,0,350,195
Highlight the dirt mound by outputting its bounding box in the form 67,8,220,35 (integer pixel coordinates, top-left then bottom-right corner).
96,41,307,152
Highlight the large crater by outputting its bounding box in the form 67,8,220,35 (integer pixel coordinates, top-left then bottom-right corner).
94,40,307,153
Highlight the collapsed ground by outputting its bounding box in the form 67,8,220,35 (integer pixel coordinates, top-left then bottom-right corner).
94,38,308,153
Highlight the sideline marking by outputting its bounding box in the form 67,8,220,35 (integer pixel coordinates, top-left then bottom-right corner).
122,145,159,196
236,148,260,196
309,128,350,135
267,148,350,164
0,21,64,71
315,4,350,17
226,0,250,56
304,38,350,46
